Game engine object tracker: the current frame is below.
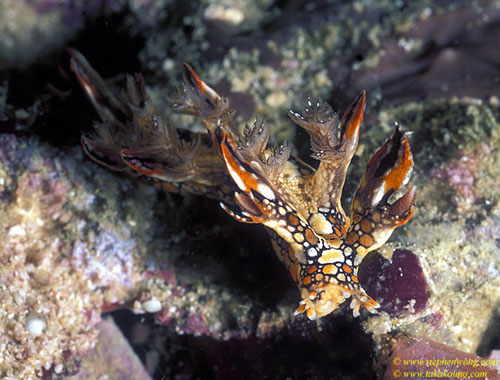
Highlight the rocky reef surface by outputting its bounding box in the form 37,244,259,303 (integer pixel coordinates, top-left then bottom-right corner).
1,0,500,379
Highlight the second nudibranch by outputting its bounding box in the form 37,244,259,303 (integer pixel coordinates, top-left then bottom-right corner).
175,65,416,320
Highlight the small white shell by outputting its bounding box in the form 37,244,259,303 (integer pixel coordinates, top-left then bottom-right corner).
26,313,47,336
142,298,162,313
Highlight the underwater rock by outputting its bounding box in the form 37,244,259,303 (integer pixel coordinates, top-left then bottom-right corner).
66,318,152,380
0,0,124,69
363,96,500,359
353,5,500,103
489,351,500,371
383,336,500,380
0,133,149,378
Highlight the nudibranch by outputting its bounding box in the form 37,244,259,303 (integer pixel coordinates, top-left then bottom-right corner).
69,50,416,320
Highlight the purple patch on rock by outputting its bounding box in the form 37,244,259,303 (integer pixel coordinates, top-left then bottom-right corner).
358,249,428,317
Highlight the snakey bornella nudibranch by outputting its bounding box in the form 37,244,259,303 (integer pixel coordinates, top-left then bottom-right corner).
69,49,416,320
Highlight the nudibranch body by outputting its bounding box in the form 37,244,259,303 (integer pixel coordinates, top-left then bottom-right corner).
69,50,416,320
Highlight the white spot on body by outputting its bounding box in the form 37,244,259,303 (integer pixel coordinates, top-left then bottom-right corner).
227,166,247,192
307,248,318,257
354,255,363,266
402,166,413,186
257,183,276,200
371,183,386,207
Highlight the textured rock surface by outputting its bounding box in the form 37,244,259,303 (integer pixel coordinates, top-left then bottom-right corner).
0,0,124,69
362,97,500,359
67,318,152,380
0,134,147,378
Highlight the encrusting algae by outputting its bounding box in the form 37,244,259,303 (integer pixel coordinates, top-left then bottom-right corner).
0,133,148,378
69,49,416,320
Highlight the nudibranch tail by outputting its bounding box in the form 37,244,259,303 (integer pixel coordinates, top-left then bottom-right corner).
120,146,194,183
80,135,129,171
68,50,230,194
69,48,131,125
